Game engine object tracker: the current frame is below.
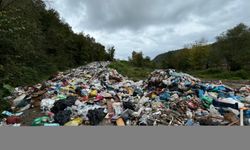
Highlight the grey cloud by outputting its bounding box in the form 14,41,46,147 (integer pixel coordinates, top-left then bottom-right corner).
75,0,235,31
50,0,250,59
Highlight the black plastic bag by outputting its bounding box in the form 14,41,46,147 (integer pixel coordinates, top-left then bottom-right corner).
87,108,107,126
54,110,72,125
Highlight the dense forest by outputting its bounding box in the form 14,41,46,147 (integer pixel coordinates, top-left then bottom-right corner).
154,23,250,75
0,0,114,100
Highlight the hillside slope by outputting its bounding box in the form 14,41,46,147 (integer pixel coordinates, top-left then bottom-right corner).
0,0,112,90
153,24,250,77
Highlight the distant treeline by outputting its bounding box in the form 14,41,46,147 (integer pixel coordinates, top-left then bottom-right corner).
0,0,114,88
154,23,250,72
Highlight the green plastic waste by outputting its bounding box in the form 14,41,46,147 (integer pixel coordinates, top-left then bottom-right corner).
163,102,170,109
44,123,60,127
32,116,50,126
201,96,213,108
57,94,67,100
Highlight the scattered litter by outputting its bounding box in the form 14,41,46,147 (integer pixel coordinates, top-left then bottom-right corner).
1,62,250,126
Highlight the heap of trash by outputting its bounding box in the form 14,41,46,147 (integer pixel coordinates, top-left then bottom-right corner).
1,62,250,126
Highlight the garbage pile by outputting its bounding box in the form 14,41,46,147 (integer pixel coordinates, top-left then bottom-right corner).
1,62,250,126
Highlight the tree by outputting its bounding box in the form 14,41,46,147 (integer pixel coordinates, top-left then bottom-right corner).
0,0,111,88
128,51,154,68
189,40,210,70
216,23,250,71
0,0,16,10
129,51,144,67
107,46,115,61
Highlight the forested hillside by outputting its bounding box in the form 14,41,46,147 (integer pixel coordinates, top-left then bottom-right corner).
154,24,250,76
0,0,114,98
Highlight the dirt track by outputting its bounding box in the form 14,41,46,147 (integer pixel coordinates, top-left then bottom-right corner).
202,79,250,89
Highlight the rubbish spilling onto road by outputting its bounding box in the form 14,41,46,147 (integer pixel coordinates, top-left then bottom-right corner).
1,62,250,126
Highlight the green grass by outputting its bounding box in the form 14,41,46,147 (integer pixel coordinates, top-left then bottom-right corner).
188,69,250,80
109,62,250,82
109,61,154,81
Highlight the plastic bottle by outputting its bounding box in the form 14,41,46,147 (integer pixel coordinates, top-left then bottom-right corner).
1,111,13,117
44,123,60,127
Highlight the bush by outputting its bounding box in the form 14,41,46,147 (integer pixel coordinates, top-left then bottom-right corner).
109,61,154,81
232,70,249,80
189,69,250,80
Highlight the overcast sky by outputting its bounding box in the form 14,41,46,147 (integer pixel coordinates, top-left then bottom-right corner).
48,0,250,60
